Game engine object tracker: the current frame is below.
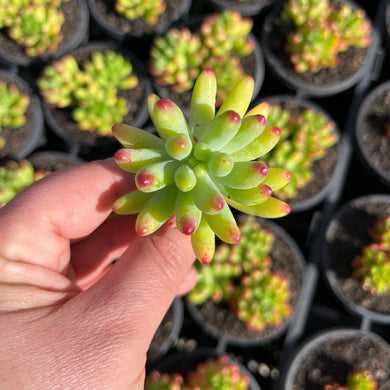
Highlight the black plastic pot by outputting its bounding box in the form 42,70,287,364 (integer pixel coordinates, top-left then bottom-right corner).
0,0,89,68
205,0,274,17
147,347,261,390
87,0,192,43
260,0,379,97
354,81,390,186
0,70,45,160
280,328,390,389
39,41,151,160
257,95,342,213
147,298,184,364
186,218,306,347
322,194,390,325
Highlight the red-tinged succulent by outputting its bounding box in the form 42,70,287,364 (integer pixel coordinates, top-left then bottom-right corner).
351,215,390,295
115,0,166,25
112,69,291,262
145,370,184,390
323,369,378,390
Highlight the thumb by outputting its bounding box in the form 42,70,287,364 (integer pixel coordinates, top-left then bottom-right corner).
80,222,196,354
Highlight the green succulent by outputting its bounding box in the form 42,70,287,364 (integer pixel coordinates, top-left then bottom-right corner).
145,370,184,390
149,27,206,93
115,0,166,25
260,103,338,200
148,10,255,103
323,370,378,390
0,159,50,207
38,50,139,135
0,81,31,149
186,355,250,390
0,0,70,57
112,69,291,263
282,0,372,73
351,215,390,295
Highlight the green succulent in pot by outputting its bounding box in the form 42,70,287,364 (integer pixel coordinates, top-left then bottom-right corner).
260,102,339,201
115,0,166,25
0,159,50,208
323,369,378,390
0,81,31,150
148,10,256,106
112,69,291,263
188,215,293,332
0,0,71,57
351,215,390,295
281,0,372,73
38,50,139,136
145,355,250,390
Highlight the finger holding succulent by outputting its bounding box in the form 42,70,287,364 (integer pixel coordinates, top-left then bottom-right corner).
112,69,291,262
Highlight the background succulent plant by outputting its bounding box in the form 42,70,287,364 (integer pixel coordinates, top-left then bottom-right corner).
115,0,166,25
281,0,372,73
148,10,255,106
0,159,50,208
145,355,250,390
0,0,70,57
351,215,390,295
0,81,31,150
260,103,338,200
323,369,378,390
112,69,291,263
38,50,138,135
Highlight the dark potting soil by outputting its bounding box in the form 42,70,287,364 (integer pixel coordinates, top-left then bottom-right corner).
41,43,146,145
90,0,186,36
191,222,303,343
290,333,390,389
325,199,390,314
264,0,370,87
29,152,82,172
0,75,35,159
0,0,84,64
358,87,390,173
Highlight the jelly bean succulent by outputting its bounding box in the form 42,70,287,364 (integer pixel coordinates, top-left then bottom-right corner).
38,50,138,135
112,69,291,263
281,0,372,73
260,103,338,200
188,215,293,332
145,355,249,390
0,81,31,150
115,0,166,25
0,159,50,208
149,10,255,106
0,0,70,57
351,215,390,295
323,370,378,390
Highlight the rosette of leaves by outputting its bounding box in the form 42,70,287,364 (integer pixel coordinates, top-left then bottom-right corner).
0,159,50,208
0,0,70,57
148,10,255,106
0,81,31,150
115,0,166,25
323,369,378,390
112,69,291,263
145,355,250,390
38,50,138,135
351,215,390,295
281,0,372,73
260,103,338,200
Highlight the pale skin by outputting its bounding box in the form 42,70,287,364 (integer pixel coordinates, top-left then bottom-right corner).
0,158,196,389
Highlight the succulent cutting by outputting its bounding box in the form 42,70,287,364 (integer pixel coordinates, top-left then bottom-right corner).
115,0,166,25
323,370,377,390
112,69,291,262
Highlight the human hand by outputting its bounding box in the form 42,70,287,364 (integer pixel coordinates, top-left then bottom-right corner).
0,158,196,389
